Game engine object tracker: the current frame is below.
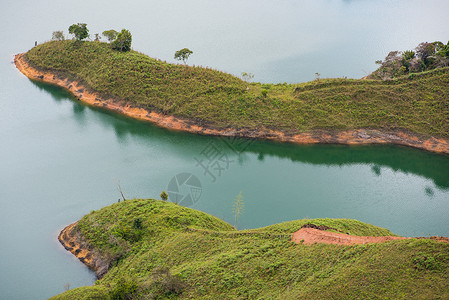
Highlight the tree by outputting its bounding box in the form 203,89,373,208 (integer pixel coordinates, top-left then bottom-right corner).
115,179,126,201
232,191,244,230
369,40,449,80
384,51,402,63
174,48,193,64
160,191,168,201
94,33,101,42
401,50,416,72
52,31,65,41
408,57,425,73
68,23,89,41
436,41,449,58
371,51,403,80
102,29,118,42
415,42,435,63
111,29,132,52
402,50,415,61
241,72,254,82
433,41,445,53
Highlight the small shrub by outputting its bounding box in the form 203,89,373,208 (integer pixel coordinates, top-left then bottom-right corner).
111,224,142,243
103,29,118,42
413,253,441,271
110,277,138,300
241,72,254,82
52,31,65,41
151,267,186,296
221,272,243,288
160,191,168,201
133,218,143,230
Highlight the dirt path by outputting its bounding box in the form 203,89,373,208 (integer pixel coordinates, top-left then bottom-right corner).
292,227,408,245
292,227,449,245
14,53,449,155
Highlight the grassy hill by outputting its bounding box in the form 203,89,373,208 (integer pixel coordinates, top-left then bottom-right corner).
26,41,449,138
51,199,449,299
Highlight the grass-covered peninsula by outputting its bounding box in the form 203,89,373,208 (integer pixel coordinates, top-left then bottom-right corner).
25,40,449,139
16,41,449,297
52,199,449,299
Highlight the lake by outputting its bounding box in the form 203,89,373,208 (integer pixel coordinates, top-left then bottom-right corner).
1,0,449,299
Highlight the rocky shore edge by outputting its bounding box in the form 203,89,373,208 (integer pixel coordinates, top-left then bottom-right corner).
14,53,449,155
58,222,110,279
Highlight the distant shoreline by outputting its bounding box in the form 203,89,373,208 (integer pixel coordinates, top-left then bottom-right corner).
14,53,449,155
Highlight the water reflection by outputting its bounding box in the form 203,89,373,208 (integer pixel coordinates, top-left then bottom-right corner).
425,186,435,197
32,79,449,191
31,79,77,102
371,165,381,176
245,141,449,190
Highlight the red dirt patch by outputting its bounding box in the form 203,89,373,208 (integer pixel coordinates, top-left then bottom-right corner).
300,223,344,233
292,227,409,245
292,228,449,245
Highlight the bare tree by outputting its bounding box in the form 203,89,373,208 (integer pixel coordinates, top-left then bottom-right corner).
232,191,245,230
115,180,126,201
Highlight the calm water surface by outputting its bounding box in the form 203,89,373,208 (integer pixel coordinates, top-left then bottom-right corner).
1,0,449,299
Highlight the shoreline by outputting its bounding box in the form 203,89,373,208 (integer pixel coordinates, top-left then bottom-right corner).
59,220,449,278
58,222,110,279
14,53,449,155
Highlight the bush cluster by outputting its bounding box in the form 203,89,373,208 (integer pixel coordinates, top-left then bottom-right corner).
370,41,449,80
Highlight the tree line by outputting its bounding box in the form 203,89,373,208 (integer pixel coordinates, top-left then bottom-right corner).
369,41,449,80
52,23,132,52
51,23,193,62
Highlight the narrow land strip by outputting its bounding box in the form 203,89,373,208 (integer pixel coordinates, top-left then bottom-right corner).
59,220,449,279
14,53,449,154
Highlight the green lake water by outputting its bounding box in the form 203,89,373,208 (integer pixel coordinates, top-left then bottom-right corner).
1,0,449,298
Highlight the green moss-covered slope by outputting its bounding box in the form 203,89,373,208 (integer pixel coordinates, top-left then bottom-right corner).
51,199,449,299
27,41,449,137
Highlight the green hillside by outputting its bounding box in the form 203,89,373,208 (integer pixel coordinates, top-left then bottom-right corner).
51,199,449,299
26,41,449,137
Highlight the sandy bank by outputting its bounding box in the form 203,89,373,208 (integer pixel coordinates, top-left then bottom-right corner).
14,53,449,155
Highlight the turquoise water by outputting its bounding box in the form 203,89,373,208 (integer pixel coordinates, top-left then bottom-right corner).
1,0,449,299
